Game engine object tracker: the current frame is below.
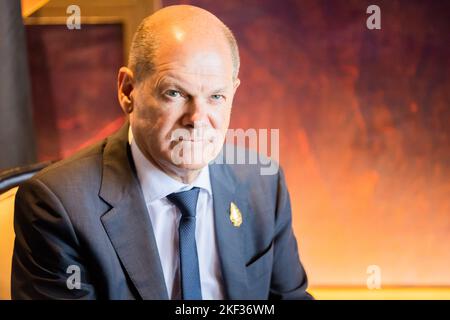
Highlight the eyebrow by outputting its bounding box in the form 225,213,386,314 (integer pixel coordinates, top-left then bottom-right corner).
153,79,186,96
156,76,180,87
211,87,228,94
157,78,228,95
159,81,186,92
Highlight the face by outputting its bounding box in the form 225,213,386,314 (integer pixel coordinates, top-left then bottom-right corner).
120,38,240,178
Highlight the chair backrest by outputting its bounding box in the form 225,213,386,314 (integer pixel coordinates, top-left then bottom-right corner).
0,162,53,194
0,161,54,300
0,187,18,300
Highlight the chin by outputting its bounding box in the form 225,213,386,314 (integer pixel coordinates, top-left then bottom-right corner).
168,140,218,169
175,161,209,171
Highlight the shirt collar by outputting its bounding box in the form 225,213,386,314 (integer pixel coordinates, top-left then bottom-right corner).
128,127,212,204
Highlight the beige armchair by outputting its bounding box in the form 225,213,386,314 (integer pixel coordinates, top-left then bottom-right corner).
0,162,52,300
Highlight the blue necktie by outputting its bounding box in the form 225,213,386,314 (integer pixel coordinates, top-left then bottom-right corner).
167,187,202,300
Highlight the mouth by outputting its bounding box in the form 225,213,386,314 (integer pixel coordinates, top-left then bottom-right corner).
170,127,219,145
176,136,214,143
178,137,204,142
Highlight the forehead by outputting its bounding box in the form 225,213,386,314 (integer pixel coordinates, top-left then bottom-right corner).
158,54,230,78
151,49,234,92
153,28,234,76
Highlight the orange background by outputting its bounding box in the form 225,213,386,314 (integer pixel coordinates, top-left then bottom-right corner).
26,0,450,288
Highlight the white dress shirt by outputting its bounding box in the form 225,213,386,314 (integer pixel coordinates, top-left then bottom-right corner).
129,129,225,299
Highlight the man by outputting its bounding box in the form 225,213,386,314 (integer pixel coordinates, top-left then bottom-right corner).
12,5,312,300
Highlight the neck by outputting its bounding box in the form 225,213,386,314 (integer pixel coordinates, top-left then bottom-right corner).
156,160,203,185
169,167,202,185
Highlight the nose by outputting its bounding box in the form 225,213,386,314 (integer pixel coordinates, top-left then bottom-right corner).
181,98,208,128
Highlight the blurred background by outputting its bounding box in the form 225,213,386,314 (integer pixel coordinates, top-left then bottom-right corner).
1,0,449,299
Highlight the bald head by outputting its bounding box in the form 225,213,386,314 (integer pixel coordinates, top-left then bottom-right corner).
128,5,240,82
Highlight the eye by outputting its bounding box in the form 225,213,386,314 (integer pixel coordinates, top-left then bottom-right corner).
165,90,182,98
211,94,224,101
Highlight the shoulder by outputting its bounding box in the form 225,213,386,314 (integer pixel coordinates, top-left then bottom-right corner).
24,138,108,197
213,144,284,196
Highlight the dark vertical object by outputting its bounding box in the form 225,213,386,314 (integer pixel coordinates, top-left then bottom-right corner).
0,1,36,170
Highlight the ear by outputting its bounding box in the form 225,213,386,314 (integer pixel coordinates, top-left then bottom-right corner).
233,78,241,93
118,67,135,114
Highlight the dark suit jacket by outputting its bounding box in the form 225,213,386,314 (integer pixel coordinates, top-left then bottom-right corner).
11,122,312,300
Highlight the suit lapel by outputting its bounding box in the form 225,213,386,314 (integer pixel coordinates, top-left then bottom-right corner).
210,162,249,299
99,122,168,300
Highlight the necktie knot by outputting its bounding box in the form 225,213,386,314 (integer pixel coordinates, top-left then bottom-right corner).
167,187,200,218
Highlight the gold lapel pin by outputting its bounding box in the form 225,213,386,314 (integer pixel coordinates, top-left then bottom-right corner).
229,202,243,227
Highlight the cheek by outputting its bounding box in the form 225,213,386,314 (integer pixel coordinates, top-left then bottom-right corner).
209,105,231,129
153,111,187,152
133,98,171,131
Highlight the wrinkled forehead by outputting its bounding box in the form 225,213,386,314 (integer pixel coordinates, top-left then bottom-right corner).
152,24,234,79
155,51,233,81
